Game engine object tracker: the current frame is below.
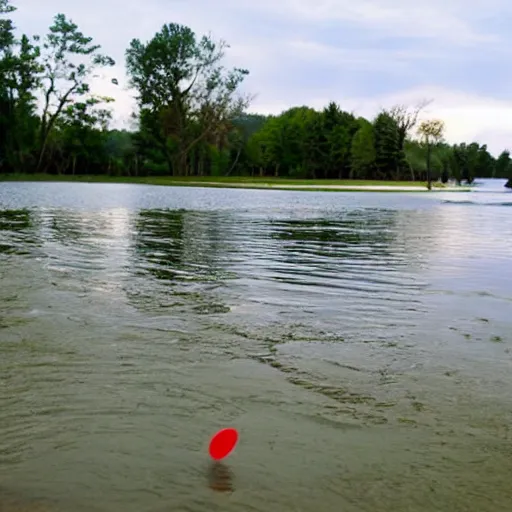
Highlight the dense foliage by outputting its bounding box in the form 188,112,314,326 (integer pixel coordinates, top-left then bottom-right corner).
1,1,511,185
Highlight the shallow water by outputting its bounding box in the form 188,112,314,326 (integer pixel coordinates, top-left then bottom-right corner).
1,179,512,511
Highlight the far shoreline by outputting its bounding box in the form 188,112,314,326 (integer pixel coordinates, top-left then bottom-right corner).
0,174,473,192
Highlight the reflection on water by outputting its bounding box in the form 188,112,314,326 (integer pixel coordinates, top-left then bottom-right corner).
1,181,512,511
207,462,234,493
0,209,40,256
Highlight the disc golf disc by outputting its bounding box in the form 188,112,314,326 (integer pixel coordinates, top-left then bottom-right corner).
209,428,239,460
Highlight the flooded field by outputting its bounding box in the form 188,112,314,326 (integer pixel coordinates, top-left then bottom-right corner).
1,180,512,511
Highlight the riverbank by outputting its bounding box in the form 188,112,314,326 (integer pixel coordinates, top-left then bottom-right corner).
0,174,472,192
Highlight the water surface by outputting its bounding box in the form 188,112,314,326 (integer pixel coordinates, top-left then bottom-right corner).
1,179,512,511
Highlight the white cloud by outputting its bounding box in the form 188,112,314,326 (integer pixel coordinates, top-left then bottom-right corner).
285,39,458,71
234,0,502,45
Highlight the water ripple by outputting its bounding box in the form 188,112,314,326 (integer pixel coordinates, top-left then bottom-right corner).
1,181,512,511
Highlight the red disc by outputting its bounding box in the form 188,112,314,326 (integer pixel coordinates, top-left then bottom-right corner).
209,428,239,460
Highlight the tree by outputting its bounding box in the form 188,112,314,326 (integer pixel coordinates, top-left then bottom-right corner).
417,119,444,189
0,0,18,171
505,155,512,189
0,0,15,48
322,104,359,179
434,143,453,184
458,142,480,184
373,112,401,180
58,97,114,174
224,114,266,176
350,119,376,179
126,23,250,176
471,144,494,178
103,130,138,176
0,0,14,70
0,1,40,172
387,100,431,178
255,114,287,177
36,13,115,172
495,150,511,179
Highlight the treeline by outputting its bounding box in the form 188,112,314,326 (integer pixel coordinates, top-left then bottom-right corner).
1,1,512,186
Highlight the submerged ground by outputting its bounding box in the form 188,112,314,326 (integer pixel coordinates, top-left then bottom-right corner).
0,179,511,511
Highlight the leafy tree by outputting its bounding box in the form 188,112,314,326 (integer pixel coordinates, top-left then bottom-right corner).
37,13,115,171
302,108,326,178
0,0,14,51
461,143,479,184
450,144,466,184
387,101,430,178
417,119,444,189
57,97,113,174
350,119,375,179
256,114,287,176
248,106,321,178
126,23,249,176
7,35,41,170
495,150,511,179
0,0,14,171
0,0,40,172
104,130,139,175
388,102,429,147
323,104,359,179
373,112,401,180
223,115,264,176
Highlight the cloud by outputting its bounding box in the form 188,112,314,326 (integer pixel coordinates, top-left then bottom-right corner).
9,0,512,154
226,0,503,45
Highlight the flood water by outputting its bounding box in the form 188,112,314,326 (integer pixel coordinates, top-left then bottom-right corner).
1,179,512,511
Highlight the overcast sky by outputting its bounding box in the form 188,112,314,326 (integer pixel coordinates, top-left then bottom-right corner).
11,0,512,155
